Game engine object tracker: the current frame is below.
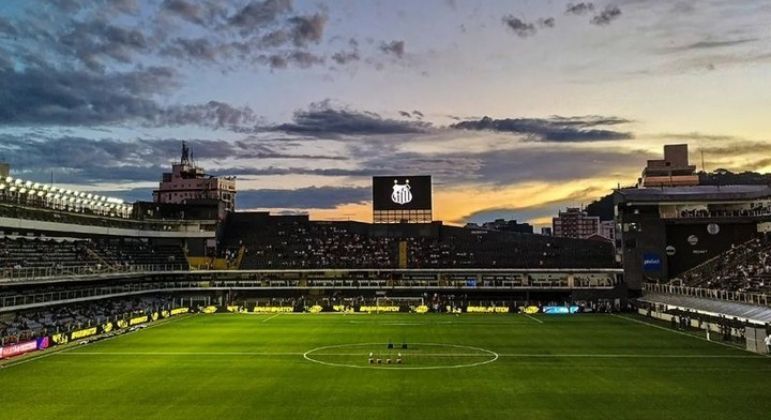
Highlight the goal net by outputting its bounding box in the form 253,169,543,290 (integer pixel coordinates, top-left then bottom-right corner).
372,297,426,314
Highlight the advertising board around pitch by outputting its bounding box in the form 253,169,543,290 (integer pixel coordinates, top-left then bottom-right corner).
372,175,432,211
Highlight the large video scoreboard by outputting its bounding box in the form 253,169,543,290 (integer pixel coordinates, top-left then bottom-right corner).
372,175,432,223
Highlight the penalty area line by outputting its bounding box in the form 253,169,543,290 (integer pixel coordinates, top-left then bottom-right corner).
261,313,282,323
610,314,769,357
522,313,543,324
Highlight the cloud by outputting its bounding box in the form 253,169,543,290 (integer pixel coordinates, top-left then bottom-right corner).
0,66,172,126
538,17,556,28
450,115,633,142
98,187,156,203
161,0,225,26
591,5,622,26
228,0,293,33
162,37,218,62
669,38,758,52
0,134,349,183
502,16,536,38
156,101,259,128
288,13,327,47
287,50,325,67
270,100,431,136
0,16,18,36
379,40,405,58
565,2,595,16
4,0,330,74
59,20,149,71
237,186,370,209
331,50,360,65
457,185,606,224
50,0,87,13
0,65,261,129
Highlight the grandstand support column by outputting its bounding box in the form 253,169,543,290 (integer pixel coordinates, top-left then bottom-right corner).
398,241,408,269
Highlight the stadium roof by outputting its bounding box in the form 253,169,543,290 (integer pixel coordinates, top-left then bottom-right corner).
641,292,771,324
615,185,771,203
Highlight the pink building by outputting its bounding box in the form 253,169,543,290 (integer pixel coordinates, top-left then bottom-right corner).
153,143,236,213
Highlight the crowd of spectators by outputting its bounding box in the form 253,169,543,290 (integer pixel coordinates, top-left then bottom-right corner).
239,223,396,269
0,295,174,345
676,233,771,294
223,217,615,270
1,236,188,274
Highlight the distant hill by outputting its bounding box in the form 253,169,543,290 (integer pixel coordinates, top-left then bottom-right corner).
585,194,614,221
584,169,771,221
697,169,771,185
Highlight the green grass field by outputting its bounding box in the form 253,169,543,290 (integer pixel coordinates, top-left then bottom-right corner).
1,313,769,419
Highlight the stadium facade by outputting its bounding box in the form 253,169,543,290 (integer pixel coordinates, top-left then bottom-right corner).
614,184,771,291
3,142,771,360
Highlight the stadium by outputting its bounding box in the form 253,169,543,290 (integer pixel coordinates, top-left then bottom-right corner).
2,2,771,419
0,141,769,419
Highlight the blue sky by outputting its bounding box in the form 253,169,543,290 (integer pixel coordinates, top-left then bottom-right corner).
2,0,771,226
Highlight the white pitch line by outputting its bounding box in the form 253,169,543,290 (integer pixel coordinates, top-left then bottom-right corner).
498,353,763,359
261,313,282,323
522,313,543,324
56,352,764,359
610,314,768,356
62,351,304,356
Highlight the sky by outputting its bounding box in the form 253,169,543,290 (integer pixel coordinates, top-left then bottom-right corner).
1,0,771,228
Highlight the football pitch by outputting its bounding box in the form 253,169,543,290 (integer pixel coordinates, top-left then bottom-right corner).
1,313,769,419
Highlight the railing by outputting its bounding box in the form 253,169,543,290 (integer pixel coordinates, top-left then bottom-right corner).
643,282,771,307
0,264,189,282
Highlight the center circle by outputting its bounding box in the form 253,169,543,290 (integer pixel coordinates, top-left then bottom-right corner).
303,342,499,370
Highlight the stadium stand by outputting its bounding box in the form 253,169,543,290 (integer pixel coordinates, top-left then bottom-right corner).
674,233,771,294
0,295,175,346
222,214,616,269
1,236,188,276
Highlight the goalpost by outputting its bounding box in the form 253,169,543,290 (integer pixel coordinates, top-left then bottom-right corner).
374,297,425,314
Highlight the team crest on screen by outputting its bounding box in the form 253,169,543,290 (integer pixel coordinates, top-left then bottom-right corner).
391,179,412,205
